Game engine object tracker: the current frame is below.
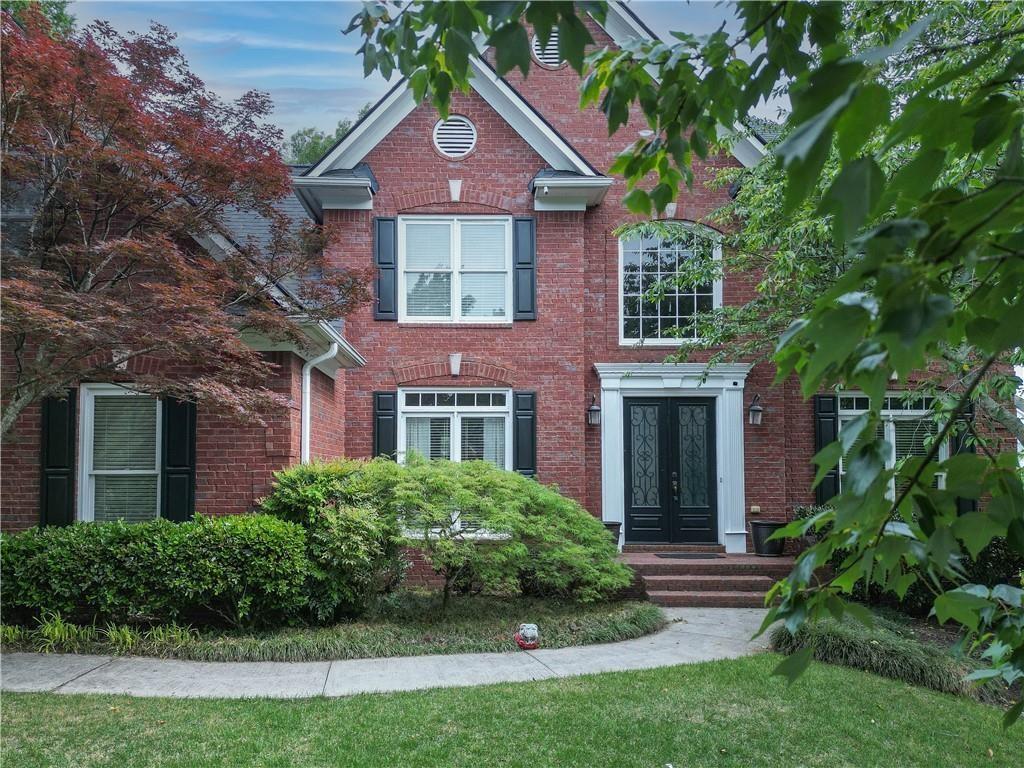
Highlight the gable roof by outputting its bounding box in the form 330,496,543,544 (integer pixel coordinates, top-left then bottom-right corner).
591,2,768,169
304,56,599,178
304,1,768,182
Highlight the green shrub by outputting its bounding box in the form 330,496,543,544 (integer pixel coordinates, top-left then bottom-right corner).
0,515,308,628
396,458,632,609
790,505,1024,617
260,460,405,623
260,456,632,612
770,615,982,699
305,504,404,623
258,458,404,525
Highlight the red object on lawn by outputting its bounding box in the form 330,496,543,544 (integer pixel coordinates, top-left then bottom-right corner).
514,623,539,650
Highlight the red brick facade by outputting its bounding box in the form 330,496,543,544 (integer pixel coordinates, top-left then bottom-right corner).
0,351,346,530
0,15,818,540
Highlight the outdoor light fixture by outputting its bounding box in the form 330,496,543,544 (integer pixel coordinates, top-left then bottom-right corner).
748,394,764,426
586,395,602,426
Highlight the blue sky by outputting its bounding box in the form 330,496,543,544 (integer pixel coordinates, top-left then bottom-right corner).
74,1,781,140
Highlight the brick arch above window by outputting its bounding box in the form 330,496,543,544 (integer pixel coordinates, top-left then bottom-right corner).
387,183,521,214
392,356,516,386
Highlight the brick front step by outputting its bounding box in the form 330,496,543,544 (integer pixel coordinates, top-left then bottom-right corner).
625,559,796,578
621,544,726,554
647,590,769,608
642,574,777,592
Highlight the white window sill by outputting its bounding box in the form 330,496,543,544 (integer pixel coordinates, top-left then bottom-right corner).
619,337,704,347
400,321,515,329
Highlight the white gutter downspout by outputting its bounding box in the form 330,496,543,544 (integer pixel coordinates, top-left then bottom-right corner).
300,343,338,463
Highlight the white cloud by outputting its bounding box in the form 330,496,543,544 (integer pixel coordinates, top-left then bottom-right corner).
178,29,355,54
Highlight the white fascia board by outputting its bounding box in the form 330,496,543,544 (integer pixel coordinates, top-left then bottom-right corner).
595,2,768,168
308,57,596,178
292,176,374,215
240,319,366,377
467,58,596,175
306,83,417,177
533,176,613,209
594,362,752,381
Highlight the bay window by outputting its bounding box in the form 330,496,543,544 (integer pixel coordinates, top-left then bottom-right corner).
399,217,513,323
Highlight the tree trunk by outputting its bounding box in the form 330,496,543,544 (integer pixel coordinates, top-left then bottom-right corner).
0,390,36,440
976,393,1024,445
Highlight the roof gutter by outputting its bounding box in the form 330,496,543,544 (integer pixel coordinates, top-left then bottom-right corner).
300,341,339,463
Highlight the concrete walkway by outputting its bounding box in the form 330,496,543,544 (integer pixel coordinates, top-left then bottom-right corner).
0,607,770,699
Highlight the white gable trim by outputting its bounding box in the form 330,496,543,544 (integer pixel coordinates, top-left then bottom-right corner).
307,59,596,178
595,2,769,169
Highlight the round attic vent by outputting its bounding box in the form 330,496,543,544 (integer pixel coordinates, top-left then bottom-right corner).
432,115,477,159
531,29,564,68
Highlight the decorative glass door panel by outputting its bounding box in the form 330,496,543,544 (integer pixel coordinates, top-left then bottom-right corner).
623,398,717,543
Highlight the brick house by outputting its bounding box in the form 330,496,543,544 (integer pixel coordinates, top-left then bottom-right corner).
1,3,962,568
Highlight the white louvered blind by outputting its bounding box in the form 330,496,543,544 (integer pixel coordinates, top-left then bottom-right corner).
531,29,562,67
893,418,941,492
461,416,506,467
91,395,159,522
405,223,452,317
432,116,477,158
406,417,452,460
460,222,507,318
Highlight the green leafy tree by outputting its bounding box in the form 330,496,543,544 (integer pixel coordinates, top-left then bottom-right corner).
285,103,372,165
348,1,1024,722
3,0,73,35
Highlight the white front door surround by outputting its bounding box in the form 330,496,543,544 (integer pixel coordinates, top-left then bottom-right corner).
595,363,751,553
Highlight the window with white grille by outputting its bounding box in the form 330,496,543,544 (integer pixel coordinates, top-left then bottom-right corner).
531,29,564,68
79,385,161,522
399,217,512,323
398,389,511,470
432,115,477,158
837,394,948,497
619,225,723,345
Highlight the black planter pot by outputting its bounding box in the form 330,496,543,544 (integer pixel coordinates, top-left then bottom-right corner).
749,520,786,557
603,521,622,545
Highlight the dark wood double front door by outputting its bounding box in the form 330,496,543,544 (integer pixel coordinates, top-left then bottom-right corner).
623,398,718,544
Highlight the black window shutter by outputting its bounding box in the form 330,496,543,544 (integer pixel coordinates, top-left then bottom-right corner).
373,392,397,459
813,394,840,505
161,398,197,522
374,217,398,320
39,390,77,527
952,404,977,514
513,217,537,320
513,391,537,476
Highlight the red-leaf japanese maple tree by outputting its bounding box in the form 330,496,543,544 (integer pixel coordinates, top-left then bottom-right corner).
0,8,368,436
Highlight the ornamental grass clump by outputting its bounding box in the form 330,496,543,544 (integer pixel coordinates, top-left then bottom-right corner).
770,614,986,700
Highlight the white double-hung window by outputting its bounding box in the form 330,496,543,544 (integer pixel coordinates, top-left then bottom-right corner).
838,393,949,496
397,389,512,470
78,384,162,522
398,216,513,323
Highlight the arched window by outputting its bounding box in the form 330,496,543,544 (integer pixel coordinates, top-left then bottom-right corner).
619,223,722,344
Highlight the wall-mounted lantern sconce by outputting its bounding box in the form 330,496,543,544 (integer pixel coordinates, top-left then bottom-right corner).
586,395,602,426
748,393,764,426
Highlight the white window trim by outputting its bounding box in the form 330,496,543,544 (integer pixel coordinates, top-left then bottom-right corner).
618,226,724,347
396,387,514,470
77,383,162,522
837,392,949,496
397,216,514,324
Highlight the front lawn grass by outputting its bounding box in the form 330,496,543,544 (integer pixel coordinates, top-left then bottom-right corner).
2,654,1020,768
1,592,664,662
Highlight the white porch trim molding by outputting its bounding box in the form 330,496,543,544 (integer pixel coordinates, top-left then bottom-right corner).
594,362,752,553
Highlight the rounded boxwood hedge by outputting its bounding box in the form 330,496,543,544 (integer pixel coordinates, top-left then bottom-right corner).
0,515,308,628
